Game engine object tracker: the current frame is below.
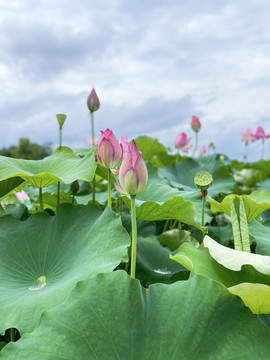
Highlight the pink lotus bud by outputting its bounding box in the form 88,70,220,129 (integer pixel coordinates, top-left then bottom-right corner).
253,126,270,140
191,115,201,133
174,132,192,153
97,129,123,169
14,190,30,202
118,140,148,196
200,146,206,155
86,136,101,147
119,136,130,153
87,88,100,112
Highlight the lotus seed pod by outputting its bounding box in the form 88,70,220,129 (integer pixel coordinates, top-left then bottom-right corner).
56,114,67,128
194,171,213,190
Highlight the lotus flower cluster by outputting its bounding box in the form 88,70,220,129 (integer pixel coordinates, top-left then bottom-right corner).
14,190,30,203
97,130,148,196
240,126,270,146
174,132,192,153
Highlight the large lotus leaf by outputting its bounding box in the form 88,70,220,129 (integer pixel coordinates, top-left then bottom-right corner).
135,136,178,167
203,236,270,275
172,241,270,288
0,146,96,188
228,283,270,314
0,177,25,200
0,204,129,334
2,271,270,359
135,235,189,286
123,165,208,229
249,218,270,256
159,157,234,196
251,159,270,176
208,191,270,222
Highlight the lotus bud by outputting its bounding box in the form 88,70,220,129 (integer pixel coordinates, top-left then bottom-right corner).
56,114,67,129
87,88,100,113
174,132,192,153
191,115,201,133
119,136,130,154
119,140,148,196
97,129,123,169
70,180,79,194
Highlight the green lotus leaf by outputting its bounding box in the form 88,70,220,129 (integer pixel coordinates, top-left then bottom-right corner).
204,236,270,275
208,191,270,222
135,235,188,286
228,283,270,314
159,157,234,196
0,177,25,200
0,146,96,189
158,228,199,251
123,165,207,229
2,271,270,359
249,218,270,256
0,204,129,334
172,241,270,288
135,136,178,167
234,168,267,187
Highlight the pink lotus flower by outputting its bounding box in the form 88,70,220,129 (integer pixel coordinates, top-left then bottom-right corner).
174,133,192,153
191,116,201,133
200,146,206,155
86,136,101,147
115,140,148,196
87,88,100,112
97,129,123,169
119,136,130,153
240,128,256,146
14,190,30,202
253,126,270,140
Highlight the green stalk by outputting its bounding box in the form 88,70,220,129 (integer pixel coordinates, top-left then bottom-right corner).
202,195,205,227
107,170,112,208
262,138,265,160
119,197,123,218
10,328,15,342
192,132,198,157
0,203,6,215
72,193,75,204
130,195,137,279
57,126,62,205
90,112,96,204
39,188,44,212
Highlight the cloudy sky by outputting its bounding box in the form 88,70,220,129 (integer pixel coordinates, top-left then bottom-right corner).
1,0,270,161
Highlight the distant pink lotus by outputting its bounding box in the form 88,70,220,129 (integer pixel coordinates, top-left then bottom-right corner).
191,116,201,133
14,190,30,202
240,128,256,146
174,133,192,153
253,126,270,140
119,136,130,153
200,146,206,155
86,136,101,147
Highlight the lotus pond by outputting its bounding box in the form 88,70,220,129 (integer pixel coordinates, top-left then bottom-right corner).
0,134,270,359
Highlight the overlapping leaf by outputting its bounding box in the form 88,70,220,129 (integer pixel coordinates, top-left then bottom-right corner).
0,204,129,334
0,146,96,191
2,271,270,359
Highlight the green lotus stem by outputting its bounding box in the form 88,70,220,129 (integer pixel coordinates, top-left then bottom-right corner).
171,219,178,228
261,138,265,160
39,188,44,212
90,112,96,204
202,196,205,226
10,328,15,342
59,127,62,149
57,182,60,205
192,132,198,157
72,194,75,204
119,197,123,218
107,170,112,208
0,203,5,215
130,195,137,279
163,219,169,232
